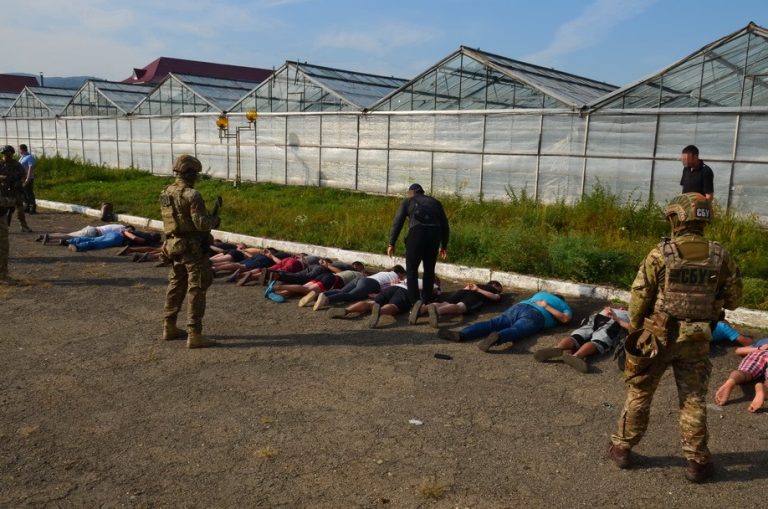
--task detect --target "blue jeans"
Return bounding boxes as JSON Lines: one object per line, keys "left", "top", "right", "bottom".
{"left": 461, "top": 303, "right": 545, "bottom": 344}
{"left": 68, "top": 231, "right": 125, "bottom": 252}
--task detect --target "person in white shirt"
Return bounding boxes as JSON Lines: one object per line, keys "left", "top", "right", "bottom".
{"left": 312, "top": 265, "right": 405, "bottom": 311}
{"left": 18, "top": 144, "right": 36, "bottom": 214}
{"left": 534, "top": 306, "right": 631, "bottom": 373}
{"left": 328, "top": 277, "right": 440, "bottom": 327}
{"left": 37, "top": 223, "right": 129, "bottom": 245}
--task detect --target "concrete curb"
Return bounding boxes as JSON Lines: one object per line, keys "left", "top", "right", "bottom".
{"left": 36, "top": 199, "right": 768, "bottom": 329}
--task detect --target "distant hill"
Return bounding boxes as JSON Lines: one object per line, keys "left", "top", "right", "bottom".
{"left": 6, "top": 73, "right": 101, "bottom": 89}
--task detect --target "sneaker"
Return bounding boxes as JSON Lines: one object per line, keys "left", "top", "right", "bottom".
{"left": 116, "top": 245, "right": 130, "bottom": 256}
{"left": 477, "top": 332, "right": 499, "bottom": 352}
{"left": 437, "top": 328, "right": 464, "bottom": 342}
{"left": 67, "top": 244, "right": 78, "bottom": 252}
{"left": 408, "top": 300, "right": 422, "bottom": 325}
{"left": 267, "top": 291, "right": 286, "bottom": 303}
{"left": 685, "top": 460, "right": 714, "bottom": 483}
{"left": 427, "top": 304, "right": 439, "bottom": 328}
{"left": 264, "top": 280, "right": 277, "bottom": 298}
{"left": 298, "top": 290, "right": 317, "bottom": 308}
{"left": 563, "top": 354, "right": 589, "bottom": 373}
{"left": 368, "top": 303, "right": 381, "bottom": 328}
{"left": 35, "top": 234, "right": 43, "bottom": 242}
{"left": 534, "top": 347, "right": 564, "bottom": 363}
{"left": 328, "top": 308, "right": 347, "bottom": 319}
{"left": 607, "top": 443, "right": 632, "bottom": 469}
{"left": 313, "top": 293, "right": 329, "bottom": 311}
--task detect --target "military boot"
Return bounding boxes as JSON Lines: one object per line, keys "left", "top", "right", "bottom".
{"left": 187, "top": 331, "right": 218, "bottom": 349}
{"left": 607, "top": 442, "right": 632, "bottom": 469}
{"left": 162, "top": 320, "right": 186, "bottom": 341}
{"left": 685, "top": 460, "right": 714, "bottom": 483}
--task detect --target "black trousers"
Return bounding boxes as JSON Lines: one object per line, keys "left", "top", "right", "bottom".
{"left": 405, "top": 225, "right": 441, "bottom": 304}
{"left": 23, "top": 179, "right": 36, "bottom": 212}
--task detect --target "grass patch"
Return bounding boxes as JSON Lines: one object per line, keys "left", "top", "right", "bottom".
{"left": 34, "top": 156, "right": 768, "bottom": 310}
{"left": 255, "top": 446, "right": 278, "bottom": 460}
{"left": 418, "top": 478, "right": 448, "bottom": 500}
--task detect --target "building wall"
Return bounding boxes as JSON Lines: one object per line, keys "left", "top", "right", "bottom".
{"left": 2, "top": 110, "right": 766, "bottom": 217}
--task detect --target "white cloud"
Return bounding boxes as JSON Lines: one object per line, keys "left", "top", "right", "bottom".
{"left": 526, "top": 0, "right": 658, "bottom": 65}
{"left": 316, "top": 23, "right": 439, "bottom": 56}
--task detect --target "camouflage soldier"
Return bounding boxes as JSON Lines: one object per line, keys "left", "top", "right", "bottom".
{"left": 608, "top": 193, "right": 742, "bottom": 483}
{"left": 160, "top": 155, "right": 221, "bottom": 348}
{"left": 0, "top": 145, "right": 31, "bottom": 232}
{"left": 0, "top": 146, "right": 21, "bottom": 283}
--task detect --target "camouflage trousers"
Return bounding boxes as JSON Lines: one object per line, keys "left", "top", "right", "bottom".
{"left": 611, "top": 340, "right": 712, "bottom": 463}
{"left": 7, "top": 196, "right": 29, "bottom": 230}
{"left": 163, "top": 242, "right": 213, "bottom": 334}
{"left": 0, "top": 217, "right": 8, "bottom": 278}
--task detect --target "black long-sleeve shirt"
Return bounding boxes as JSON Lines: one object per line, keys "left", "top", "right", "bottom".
{"left": 388, "top": 194, "right": 449, "bottom": 249}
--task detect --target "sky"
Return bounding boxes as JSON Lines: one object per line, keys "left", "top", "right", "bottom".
{"left": 2, "top": 0, "right": 767, "bottom": 87}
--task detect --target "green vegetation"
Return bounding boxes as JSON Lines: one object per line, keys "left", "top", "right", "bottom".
{"left": 35, "top": 156, "right": 768, "bottom": 310}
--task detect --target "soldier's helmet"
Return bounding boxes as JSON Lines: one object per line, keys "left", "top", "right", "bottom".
{"left": 664, "top": 192, "right": 712, "bottom": 230}
{"left": 172, "top": 154, "right": 202, "bottom": 175}
{"left": 1, "top": 145, "right": 15, "bottom": 154}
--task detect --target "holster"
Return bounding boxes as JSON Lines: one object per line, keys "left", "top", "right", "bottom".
{"left": 643, "top": 312, "right": 670, "bottom": 347}
{"left": 623, "top": 328, "right": 660, "bottom": 384}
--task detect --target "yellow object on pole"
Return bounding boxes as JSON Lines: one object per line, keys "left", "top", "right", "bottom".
{"left": 215, "top": 114, "right": 229, "bottom": 130}
{"left": 245, "top": 110, "right": 258, "bottom": 123}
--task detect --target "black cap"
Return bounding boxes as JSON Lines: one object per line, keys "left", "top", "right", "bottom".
{"left": 1, "top": 145, "right": 14, "bottom": 154}
{"left": 408, "top": 183, "right": 424, "bottom": 193}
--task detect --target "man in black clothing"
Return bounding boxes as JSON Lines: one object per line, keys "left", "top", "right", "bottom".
{"left": 680, "top": 145, "right": 714, "bottom": 200}
{"left": 387, "top": 183, "right": 449, "bottom": 310}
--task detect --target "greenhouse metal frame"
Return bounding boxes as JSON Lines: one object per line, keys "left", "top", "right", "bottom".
{"left": 1, "top": 22, "right": 767, "bottom": 219}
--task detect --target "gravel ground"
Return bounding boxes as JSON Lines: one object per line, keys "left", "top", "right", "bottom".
{"left": 1, "top": 211, "right": 767, "bottom": 508}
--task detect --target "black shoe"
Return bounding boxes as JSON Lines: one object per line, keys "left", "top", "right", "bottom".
{"left": 437, "top": 328, "right": 464, "bottom": 342}
{"left": 685, "top": 460, "right": 714, "bottom": 483}
{"left": 408, "top": 300, "right": 422, "bottom": 325}
{"left": 477, "top": 332, "right": 500, "bottom": 352}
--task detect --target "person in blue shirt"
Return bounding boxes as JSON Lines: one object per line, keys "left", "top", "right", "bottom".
{"left": 18, "top": 144, "right": 37, "bottom": 214}
{"left": 438, "top": 291, "right": 573, "bottom": 352}
{"left": 711, "top": 319, "right": 753, "bottom": 346}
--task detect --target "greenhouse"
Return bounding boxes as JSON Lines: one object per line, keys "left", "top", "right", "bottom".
{"left": 3, "top": 86, "right": 75, "bottom": 117}
{"left": 230, "top": 61, "right": 407, "bottom": 112}
{"left": 370, "top": 46, "right": 616, "bottom": 111}
{"left": 0, "top": 22, "right": 767, "bottom": 219}
{"left": 61, "top": 80, "right": 154, "bottom": 116}
{"left": 132, "top": 73, "right": 261, "bottom": 115}
{"left": 0, "top": 92, "right": 18, "bottom": 114}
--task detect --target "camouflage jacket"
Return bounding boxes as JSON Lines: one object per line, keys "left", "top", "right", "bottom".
{"left": 628, "top": 232, "right": 742, "bottom": 340}
{"left": 0, "top": 159, "right": 25, "bottom": 196}
{"left": 160, "top": 178, "right": 218, "bottom": 236}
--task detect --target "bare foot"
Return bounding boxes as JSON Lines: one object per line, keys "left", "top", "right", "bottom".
{"left": 714, "top": 379, "right": 736, "bottom": 406}
{"left": 748, "top": 383, "right": 765, "bottom": 413}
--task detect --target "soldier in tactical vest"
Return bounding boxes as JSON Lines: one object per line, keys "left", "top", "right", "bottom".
{"left": 160, "top": 155, "right": 222, "bottom": 349}
{"left": 0, "top": 146, "right": 23, "bottom": 284}
{"left": 1, "top": 145, "right": 31, "bottom": 233}
{"left": 607, "top": 192, "right": 742, "bottom": 483}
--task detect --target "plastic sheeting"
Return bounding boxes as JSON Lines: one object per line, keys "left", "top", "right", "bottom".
{"left": 1, "top": 110, "right": 766, "bottom": 218}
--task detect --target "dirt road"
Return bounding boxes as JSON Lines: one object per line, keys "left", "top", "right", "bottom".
{"left": 1, "top": 212, "right": 766, "bottom": 508}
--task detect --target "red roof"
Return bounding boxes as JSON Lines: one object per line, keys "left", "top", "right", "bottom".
{"left": 0, "top": 74, "right": 39, "bottom": 93}
{"left": 122, "top": 57, "right": 272, "bottom": 84}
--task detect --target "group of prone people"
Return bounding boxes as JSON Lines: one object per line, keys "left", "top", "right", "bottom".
{"left": 39, "top": 221, "right": 768, "bottom": 412}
